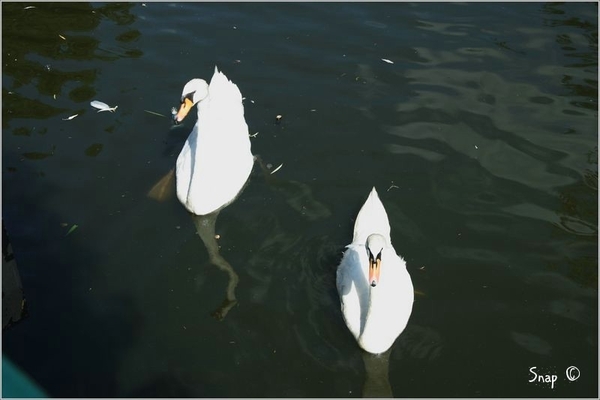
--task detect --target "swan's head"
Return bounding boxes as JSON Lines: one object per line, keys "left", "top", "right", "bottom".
{"left": 366, "top": 234, "right": 386, "bottom": 288}
{"left": 174, "top": 78, "right": 209, "bottom": 124}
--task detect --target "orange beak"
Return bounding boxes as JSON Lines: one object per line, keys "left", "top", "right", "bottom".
{"left": 175, "top": 97, "right": 194, "bottom": 124}
{"left": 369, "top": 258, "right": 381, "bottom": 287}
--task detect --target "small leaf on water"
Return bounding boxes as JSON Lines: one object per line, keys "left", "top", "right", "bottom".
{"left": 66, "top": 224, "right": 79, "bottom": 236}
{"left": 22, "top": 151, "right": 53, "bottom": 160}
{"left": 85, "top": 143, "right": 103, "bottom": 157}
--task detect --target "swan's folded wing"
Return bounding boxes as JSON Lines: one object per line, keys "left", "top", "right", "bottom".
{"left": 336, "top": 245, "right": 370, "bottom": 338}
{"left": 175, "top": 132, "right": 195, "bottom": 209}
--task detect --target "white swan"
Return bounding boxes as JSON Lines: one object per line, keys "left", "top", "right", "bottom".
{"left": 174, "top": 66, "right": 254, "bottom": 215}
{"left": 336, "top": 187, "right": 414, "bottom": 354}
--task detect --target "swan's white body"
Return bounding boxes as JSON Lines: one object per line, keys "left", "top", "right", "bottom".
{"left": 175, "top": 67, "right": 254, "bottom": 215}
{"left": 336, "top": 187, "right": 414, "bottom": 354}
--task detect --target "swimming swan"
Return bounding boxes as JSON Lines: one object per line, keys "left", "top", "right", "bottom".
{"left": 174, "top": 66, "right": 254, "bottom": 215}
{"left": 336, "top": 187, "right": 414, "bottom": 354}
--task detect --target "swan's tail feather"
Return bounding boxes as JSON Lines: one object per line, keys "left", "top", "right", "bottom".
{"left": 352, "top": 187, "right": 391, "bottom": 245}
{"left": 208, "top": 66, "right": 243, "bottom": 105}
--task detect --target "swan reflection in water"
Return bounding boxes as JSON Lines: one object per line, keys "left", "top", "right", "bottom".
{"left": 148, "top": 173, "right": 241, "bottom": 321}
{"left": 362, "top": 350, "right": 393, "bottom": 398}
{"left": 191, "top": 210, "right": 239, "bottom": 321}
{"left": 147, "top": 153, "right": 331, "bottom": 322}
{"left": 186, "top": 158, "right": 330, "bottom": 320}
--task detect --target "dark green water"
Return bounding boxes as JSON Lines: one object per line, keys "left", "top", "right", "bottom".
{"left": 2, "top": 2, "right": 597, "bottom": 397}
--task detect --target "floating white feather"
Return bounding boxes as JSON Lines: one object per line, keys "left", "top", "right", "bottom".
{"left": 90, "top": 100, "right": 118, "bottom": 113}
{"left": 62, "top": 114, "right": 79, "bottom": 121}
{"left": 270, "top": 163, "right": 283, "bottom": 174}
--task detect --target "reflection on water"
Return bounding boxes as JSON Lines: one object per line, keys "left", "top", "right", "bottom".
{"left": 359, "top": 325, "right": 445, "bottom": 397}
{"left": 191, "top": 211, "right": 239, "bottom": 321}
{"left": 2, "top": 3, "right": 139, "bottom": 96}
{"left": 361, "top": 350, "right": 392, "bottom": 397}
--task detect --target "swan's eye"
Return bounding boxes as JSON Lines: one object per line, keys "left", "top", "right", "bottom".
{"left": 181, "top": 92, "right": 194, "bottom": 104}
{"left": 376, "top": 250, "right": 382, "bottom": 261}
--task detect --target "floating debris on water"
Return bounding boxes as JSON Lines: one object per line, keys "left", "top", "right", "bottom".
{"left": 270, "top": 163, "right": 283, "bottom": 175}
{"left": 62, "top": 114, "right": 79, "bottom": 121}
{"left": 381, "top": 58, "right": 394, "bottom": 64}
{"left": 90, "top": 100, "right": 118, "bottom": 113}
{"left": 66, "top": 224, "right": 79, "bottom": 236}
{"left": 144, "top": 109, "right": 167, "bottom": 117}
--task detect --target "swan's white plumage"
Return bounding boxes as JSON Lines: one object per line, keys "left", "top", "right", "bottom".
{"left": 336, "top": 187, "right": 414, "bottom": 354}
{"left": 176, "top": 66, "right": 254, "bottom": 215}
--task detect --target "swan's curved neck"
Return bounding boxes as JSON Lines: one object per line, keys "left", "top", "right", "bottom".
{"left": 362, "top": 283, "right": 386, "bottom": 338}
{"left": 357, "top": 284, "right": 390, "bottom": 353}
{"left": 366, "top": 284, "right": 383, "bottom": 316}
{"left": 193, "top": 88, "right": 209, "bottom": 106}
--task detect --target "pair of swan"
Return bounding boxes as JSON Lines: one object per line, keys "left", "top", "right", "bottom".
{"left": 174, "top": 67, "right": 414, "bottom": 354}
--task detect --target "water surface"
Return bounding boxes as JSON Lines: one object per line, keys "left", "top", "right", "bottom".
{"left": 2, "top": 2, "right": 597, "bottom": 397}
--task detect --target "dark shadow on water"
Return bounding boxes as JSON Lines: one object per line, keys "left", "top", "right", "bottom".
{"left": 127, "top": 374, "right": 197, "bottom": 398}
{"left": 2, "top": 5, "right": 147, "bottom": 396}
{"left": 2, "top": 162, "right": 141, "bottom": 397}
